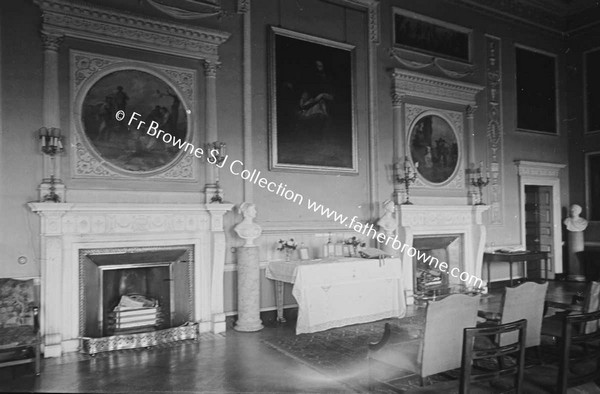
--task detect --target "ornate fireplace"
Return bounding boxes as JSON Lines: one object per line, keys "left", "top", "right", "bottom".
{"left": 28, "top": 202, "right": 232, "bottom": 357}
{"left": 396, "top": 205, "right": 489, "bottom": 304}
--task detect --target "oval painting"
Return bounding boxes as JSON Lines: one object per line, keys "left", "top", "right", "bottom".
{"left": 409, "top": 114, "right": 459, "bottom": 184}
{"left": 81, "top": 70, "right": 188, "bottom": 173}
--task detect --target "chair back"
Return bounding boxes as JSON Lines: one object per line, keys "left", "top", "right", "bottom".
{"left": 500, "top": 281, "right": 548, "bottom": 347}
{"left": 582, "top": 281, "right": 600, "bottom": 333}
{"left": 460, "top": 319, "right": 527, "bottom": 394}
{"left": 420, "top": 293, "right": 481, "bottom": 378}
{"left": 0, "top": 278, "right": 39, "bottom": 328}
{"left": 557, "top": 309, "right": 600, "bottom": 393}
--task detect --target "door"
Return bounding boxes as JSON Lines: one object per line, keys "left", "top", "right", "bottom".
{"left": 525, "top": 185, "right": 554, "bottom": 279}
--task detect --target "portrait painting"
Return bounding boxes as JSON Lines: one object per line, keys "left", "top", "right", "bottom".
{"left": 269, "top": 27, "right": 357, "bottom": 174}
{"left": 585, "top": 49, "right": 600, "bottom": 133}
{"left": 409, "top": 114, "right": 459, "bottom": 184}
{"left": 81, "top": 69, "right": 188, "bottom": 173}
{"left": 587, "top": 152, "right": 600, "bottom": 221}
{"left": 393, "top": 10, "right": 470, "bottom": 62}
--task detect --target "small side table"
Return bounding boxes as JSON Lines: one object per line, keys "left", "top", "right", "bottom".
{"left": 483, "top": 251, "right": 550, "bottom": 287}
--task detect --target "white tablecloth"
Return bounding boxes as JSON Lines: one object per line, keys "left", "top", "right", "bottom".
{"left": 266, "top": 257, "right": 406, "bottom": 334}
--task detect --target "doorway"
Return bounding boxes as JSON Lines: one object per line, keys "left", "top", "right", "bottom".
{"left": 516, "top": 160, "right": 565, "bottom": 278}
{"left": 525, "top": 185, "right": 553, "bottom": 279}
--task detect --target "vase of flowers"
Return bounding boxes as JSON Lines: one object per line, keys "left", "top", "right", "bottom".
{"left": 277, "top": 238, "right": 298, "bottom": 261}
{"left": 344, "top": 236, "right": 366, "bottom": 256}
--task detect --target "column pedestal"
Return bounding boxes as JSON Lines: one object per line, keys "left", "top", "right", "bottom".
{"left": 567, "top": 231, "right": 586, "bottom": 282}
{"left": 234, "top": 246, "right": 264, "bottom": 332}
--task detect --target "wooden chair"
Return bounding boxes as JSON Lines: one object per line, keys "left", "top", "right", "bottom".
{"left": 542, "top": 281, "right": 600, "bottom": 339}
{"left": 479, "top": 281, "right": 548, "bottom": 350}
{"left": 368, "top": 293, "right": 481, "bottom": 390}
{"left": 0, "top": 278, "right": 41, "bottom": 376}
{"left": 525, "top": 309, "right": 600, "bottom": 393}
{"left": 458, "top": 319, "right": 527, "bottom": 393}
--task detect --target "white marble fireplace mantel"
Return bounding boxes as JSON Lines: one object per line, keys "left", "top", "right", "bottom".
{"left": 28, "top": 202, "right": 232, "bottom": 357}
{"left": 396, "top": 204, "right": 489, "bottom": 304}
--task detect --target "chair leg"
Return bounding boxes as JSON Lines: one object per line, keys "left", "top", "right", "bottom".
{"left": 535, "top": 346, "right": 544, "bottom": 366}
{"left": 35, "top": 345, "right": 41, "bottom": 376}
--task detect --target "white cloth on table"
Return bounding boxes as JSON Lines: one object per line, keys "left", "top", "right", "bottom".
{"left": 266, "top": 257, "right": 406, "bottom": 334}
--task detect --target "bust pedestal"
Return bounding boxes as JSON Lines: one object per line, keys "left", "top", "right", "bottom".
{"left": 234, "top": 246, "right": 264, "bottom": 332}
{"left": 567, "top": 231, "right": 586, "bottom": 282}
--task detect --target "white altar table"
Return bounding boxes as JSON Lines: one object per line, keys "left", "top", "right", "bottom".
{"left": 266, "top": 257, "right": 406, "bottom": 334}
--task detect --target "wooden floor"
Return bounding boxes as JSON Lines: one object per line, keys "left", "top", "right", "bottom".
{"left": 0, "top": 280, "right": 598, "bottom": 393}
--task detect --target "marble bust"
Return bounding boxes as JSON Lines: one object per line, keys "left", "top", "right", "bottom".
{"left": 564, "top": 204, "right": 588, "bottom": 232}
{"left": 234, "top": 202, "right": 262, "bottom": 247}
{"left": 377, "top": 199, "right": 398, "bottom": 235}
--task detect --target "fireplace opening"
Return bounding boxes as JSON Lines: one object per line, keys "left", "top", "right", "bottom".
{"left": 413, "top": 235, "right": 462, "bottom": 297}
{"left": 79, "top": 246, "right": 194, "bottom": 339}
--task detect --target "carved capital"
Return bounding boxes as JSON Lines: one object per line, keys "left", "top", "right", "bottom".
{"left": 391, "top": 91, "right": 405, "bottom": 107}
{"left": 203, "top": 60, "right": 221, "bottom": 77}
{"left": 466, "top": 105, "right": 478, "bottom": 118}
{"left": 41, "top": 31, "right": 64, "bottom": 51}
{"left": 237, "top": 0, "right": 250, "bottom": 14}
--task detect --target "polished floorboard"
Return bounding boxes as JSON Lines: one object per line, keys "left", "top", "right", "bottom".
{"left": 0, "top": 280, "right": 597, "bottom": 393}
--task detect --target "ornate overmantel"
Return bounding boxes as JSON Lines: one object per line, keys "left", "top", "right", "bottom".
{"left": 28, "top": 202, "right": 232, "bottom": 357}
{"left": 396, "top": 204, "right": 489, "bottom": 304}
{"left": 390, "top": 69, "right": 484, "bottom": 204}
{"left": 33, "top": 0, "right": 231, "bottom": 203}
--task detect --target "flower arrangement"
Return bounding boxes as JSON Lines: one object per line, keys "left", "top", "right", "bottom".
{"left": 277, "top": 238, "right": 298, "bottom": 261}
{"left": 344, "top": 236, "right": 365, "bottom": 248}
{"left": 277, "top": 238, "right": 298, "bottom": 251}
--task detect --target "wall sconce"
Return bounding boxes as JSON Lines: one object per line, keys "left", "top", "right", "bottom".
{"left": 395, "top": 157, "right": 418, "bottom": 205}
{"left": 470, "top": 161, "right": 490, "bottom": 205}
{"left": 38, "top": 127, "right": 64, "bottom": 202}
{"left": 207, "top": 141, "right": 227, "bottom": 203}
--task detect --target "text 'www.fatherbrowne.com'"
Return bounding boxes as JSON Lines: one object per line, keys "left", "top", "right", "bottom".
{"left": 116, "top": 110, "right": 484, "bottom": 289}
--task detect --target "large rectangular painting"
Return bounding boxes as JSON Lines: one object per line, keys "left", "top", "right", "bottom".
{"left": 393, "top": 10, "right": 470, "bottom": 63}
{"left": 585, "top": 49, "right": 600, "bottom": 133}
{"left": 269, "top": 27, "right": 357, "bottom": 174}
{"left": 515, "top": 46, "right": 557, "bottom": 134}
{"left": 587, "top": 152, "right": 600, "bottom": 221}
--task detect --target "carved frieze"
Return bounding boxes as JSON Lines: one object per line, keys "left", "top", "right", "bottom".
{"left": 392, "top": 69, "right": 483, "bottom": 107}
{"left": 61, "top": 213, "right": 210, "bottom": 235}
{"left": 515, "top": 161, "right": 565, "bottom": 178}
{"left": 34, "top": 0, "right": 230, "bottom": 61}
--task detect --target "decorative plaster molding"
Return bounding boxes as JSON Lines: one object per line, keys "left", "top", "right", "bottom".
{"left": 392, "top": 68, "right": 484, "bottom": 106}
{"left": 29, "top": 203, "right": 215, "bottom": 235}
{"left": 237, "top": 0, "right": 250, "bottom": 14}
{"left": 40, "top": 31, "right": 64, "bottom": 51}
{"left": 486, "top": 36, "right": 504, "bottom": 225}
{"left": 389, "top": 47, "right": 475, "bottom": 79}
{"left": 342, "top": 0, "right": 380, "bottom": 43}
{"left": 203, "top": 60, "right": 221, "bottom": 77}
{"left": 145, "top": 0, "right": 222, "bottom": 20}
{"left": 397, "top": 205, "right": 488, "bottom": 227}
{"left": 515, "top": 160, "right": 566, "bottom": 178}
{"left": 34, "top": 0, "right": 230, "bottom": 61}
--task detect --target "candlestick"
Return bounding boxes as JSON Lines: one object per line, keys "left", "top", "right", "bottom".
{"left": 395, "top": 157, "right": 418, "bottom": 205}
